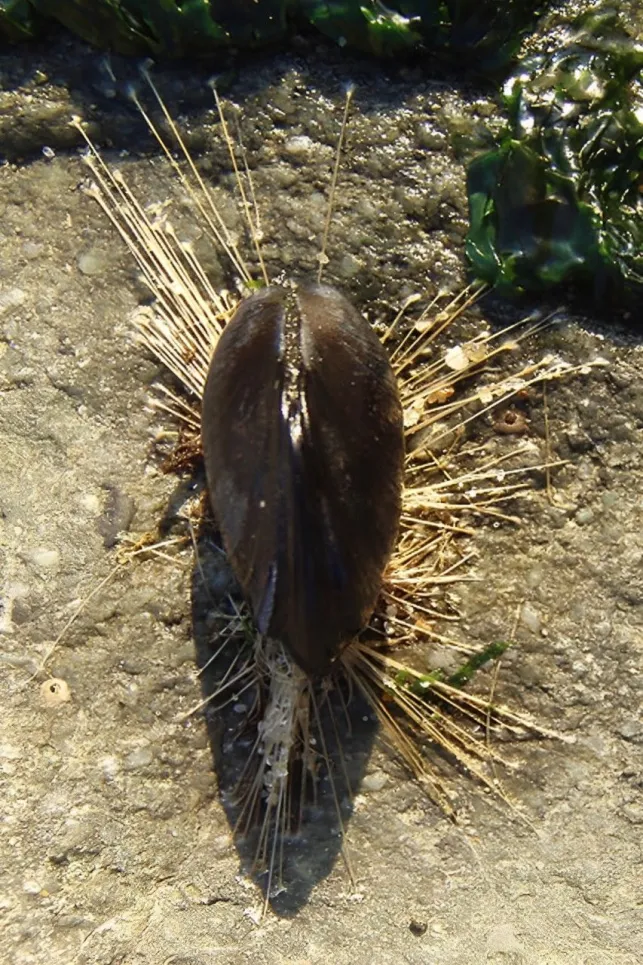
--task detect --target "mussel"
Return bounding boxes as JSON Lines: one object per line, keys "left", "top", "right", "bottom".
{"left": 201, "top": 282, "right": 405, "bottom": 676}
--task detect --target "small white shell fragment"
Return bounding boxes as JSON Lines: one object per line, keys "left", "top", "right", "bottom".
{"left": 243, "top": 906, "right": 263, "bottom": 926}
{"left": 23, "top": 879, "right": 43, "bottom": 895}
{"left": 40, "top": 678, "right": 71, "bottom": 707}
{"left": 29, "top": 548, "right": 60, "bottom": 570}
{"left": 444, "top": 344, "right": 469, "bottom": 371}
{"left": 403, "top": 401, "right": 423, "bottom": 428}
{"left": 445, "top": 340, "right": 488, "bottom": 371}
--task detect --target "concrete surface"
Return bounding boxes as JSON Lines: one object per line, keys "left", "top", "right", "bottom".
{"left": 1, "top": 14, "right": 641, "bottom": 965}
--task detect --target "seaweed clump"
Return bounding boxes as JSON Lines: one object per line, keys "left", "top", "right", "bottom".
{"left": 1, "top": 0, "right": 547, "bottom": 69}
{"left": 466, "top": 9, "right": 643, "bottom": 306}
{"left": 303, "top": 0, "right": 547, "bottom": 69}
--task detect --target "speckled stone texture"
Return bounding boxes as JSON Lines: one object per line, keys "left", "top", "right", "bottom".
{"left": 1, "top": 16, "right": 641, "bottom": 965}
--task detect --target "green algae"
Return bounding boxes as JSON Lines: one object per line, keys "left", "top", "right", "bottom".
{"left": 0, "top": 0, "right": 41, "bottom": 41}
{"left": 392, "top": 640, "right": 512, "bottom": 696}
{"left": 465, "top": 9, "right": 643, "bottom": 304}
{"left": 1, "top": 0, "right": 547, "bottom": 68}
{"left": 305, "top": 1, "right": 547, "bottom": 68}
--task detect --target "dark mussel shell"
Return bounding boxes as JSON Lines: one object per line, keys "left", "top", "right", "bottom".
{"left": 201, "top": 283, "right": 404, "bottom": 677}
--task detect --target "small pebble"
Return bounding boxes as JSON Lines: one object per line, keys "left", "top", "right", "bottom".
{"left": 355, "top": 198, "right": 378, "bottom": 220}
{"left": 100, "top": 757, "right": 120, "bottom": 782}
{"left": 0, "top": 742, "right": 22, "bottom": 760}
{"left": 22, "top": 241, "right": 44, "bottom": 260}
{"left": 621, "top": 804, "right": 643, "bottom": 824}
{"left": 618, "top": 718, "right": 643, "bottom": 741}
{"left": 169, "top": 644, "right": 195, "bottom": 669}
{"left": 284, "top": 135, "right": 314, "bottom": 157}
{"left": 78, "top": 492, "right": 101, "bottom": 514}
{"left": 308, "top": 190, "right": 326, "bottom": 210}
{"left": 575, "top": 507, "right": 594, "bottom": 526}
{"left": 338, "top": 252, "right": 361, "bottom": 279}
{"left": 78, "top": 247, "right": 110, "bottom": 276}
{"left": 520, "top": 603, "right": 541, "bottom": 634}
{"left": 23, "top": 880, "right": 43, "bottom": 896}
{"left": 28, "top": 547, "right": 60, "bottom": 570}
{"left": 120, "top": 659, "right": 146, "bottom": 675}
{"left": 123, "top": 746, "right": 154, "bottom": 770}
{"left": 362, "top": 770, "right": 388, "bottom": 792}
{"left": 525, "top": 565, "right": 544, "bottom": 589}
{"left": 0, "top": 288, "right": 26, "bottom": 316}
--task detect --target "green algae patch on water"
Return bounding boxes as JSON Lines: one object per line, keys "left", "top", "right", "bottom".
{"left": 465, "top": 9, "right": 643, "bottom": 305}
{"left": 2, "top": 0, "right": 547, "bottom": 67}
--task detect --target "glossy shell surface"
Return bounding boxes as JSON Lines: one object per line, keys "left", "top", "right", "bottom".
{"left": 201, "top": 282, "right": 404, "bottom": 676}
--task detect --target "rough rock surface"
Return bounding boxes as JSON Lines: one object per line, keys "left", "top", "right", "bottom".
{"left": 1, "top": 23, "right": 641, "bottom": 965}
